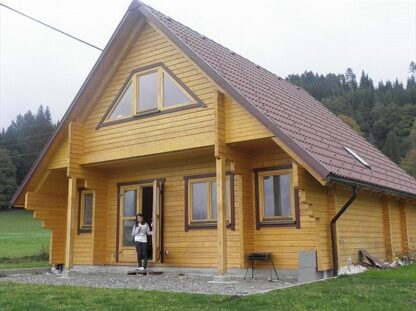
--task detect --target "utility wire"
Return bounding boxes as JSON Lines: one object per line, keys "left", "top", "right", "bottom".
{"left": 0, "top": 151, "right": 40, "bottom": 160}
{"left": 0, "top": 137, "right": 50, "bottom": 148}
{"left": 0, "top": 2, "right": 103, "bottom": 51}
{"left": 0, "top": 131, "right": 54, "bottom": 143}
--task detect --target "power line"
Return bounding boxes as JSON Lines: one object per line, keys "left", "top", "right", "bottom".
{"left": 0, "top": 131, "right": 54, "bottom": 144}
{"left": 0, "top": 2, "right": 103, "bottom": 51}
{"left": 0, "top": 137, "right": 50, "bottom": 149}
{"left": 0, "top": 151, "right": 40, "bottom": 160}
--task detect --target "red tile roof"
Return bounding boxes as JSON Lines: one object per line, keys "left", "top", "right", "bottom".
{"left": 140, "top": 2, "right": 416, "bottom": 197}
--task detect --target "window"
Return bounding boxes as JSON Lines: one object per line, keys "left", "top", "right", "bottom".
{"left": 79, "top": 190, "right": 94, "bottom": 232}
{"left": 108, "top": 83, "right": 132, "bottom": 119}
{"left": 344, "top": 146, "right": 371, "bottom": 169}
{"left": 254, "top": 167, "right": 299, "bottom": 228}
{"left": 105, "top": 65, "right": 196, "bottom": 122}
{"left": 184, "top": 174, "right": 234, "bottom": 230}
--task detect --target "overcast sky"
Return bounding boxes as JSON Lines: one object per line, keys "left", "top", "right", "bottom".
{"left": 0, "top": 0, "right": 415, "bottom": 128}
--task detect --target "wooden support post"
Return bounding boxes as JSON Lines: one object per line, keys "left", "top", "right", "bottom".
{"left": 215, "top": 90, "right": 227, "bottom": 274}
{"left": 65, "top": 177, "right": 77, "bottom": 270}
{"left": 399, "top": 201, "right": 409, "bottom": 251}
{"left": 216, "top": 156, "right": 227, "bottom": 273}
{"left": 383, "top": 198, "right": 393, "bottom": 261}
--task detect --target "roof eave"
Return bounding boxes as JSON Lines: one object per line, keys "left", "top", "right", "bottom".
{"left": 10, "top": 1, "right": 143, "bottom": 207}
{"left": 327, "top": 174, "right": 416, "bottom": 201}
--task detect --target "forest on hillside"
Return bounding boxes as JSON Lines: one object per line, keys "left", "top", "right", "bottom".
{"left": 0, "top": 64, "right": 415, "bottom": 208}
{"left": 287, "top": 62, "right": 416, "bottom": 177}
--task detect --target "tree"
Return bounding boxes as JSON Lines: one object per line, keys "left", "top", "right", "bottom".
{"left": 345, "top": 68, "right": 357, "bottom": 90}
{"left": 0, "top": 148, "right": 17, "bottom": 208}
{"left": 0, "top": 105, "right": 56, "bottom": 185}
{"left": 400, "top": 148, "right": 416, "bottom": 178}
{"left": 409, "top": 61, "right": 416, "bottom": 77}
{"left": 338, "top": 114, "right": 364, "bottom": 136}
{"left": 383, "top": 131, "right": 401, "bottom": 164}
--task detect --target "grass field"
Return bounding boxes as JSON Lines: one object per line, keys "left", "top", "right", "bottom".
{"left": 0, "top": 209, "right": 50, "bottom": 269}
{"left": 1, "top": 265, "right": 415, "bottom": 310}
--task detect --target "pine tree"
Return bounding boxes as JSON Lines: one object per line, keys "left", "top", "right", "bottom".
{"left": 345, "top": 68, "right": 357, "bottom": 90}
{"left": 409, "top": 61, "right": 416, "bottom": 77}
{"left": 383, "top": 131, "right": 401, "bottom": 164}
{"left": 0, "top": 148, "right": 17, "bottom": 208}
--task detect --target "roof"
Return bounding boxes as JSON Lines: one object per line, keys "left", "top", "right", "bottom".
{"left": 11, "top": 0, "right": 416, "bottom": 205}
{"left": 137, "top": 1, "right": 416, "bottom": 198}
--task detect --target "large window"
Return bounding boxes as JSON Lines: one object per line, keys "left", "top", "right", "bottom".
{"left": 105, "top": 65, "right": 196, "bottom": 122}
{"left": 184, "top": 174, "right": 234, "bottom": 230}
{"left": 254, "top": 167, "right": 299, "bottom": 228}
{"left": 79, "top": 190, "right": 94, "bottom": 233}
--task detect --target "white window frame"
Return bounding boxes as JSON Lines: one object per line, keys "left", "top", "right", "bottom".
{"left": 106, "top": 67, "right": 196, "bottom": 121}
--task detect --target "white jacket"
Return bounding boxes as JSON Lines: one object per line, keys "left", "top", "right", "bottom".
{"left": 131, "top": 223, "right": 152, "bottom": 243}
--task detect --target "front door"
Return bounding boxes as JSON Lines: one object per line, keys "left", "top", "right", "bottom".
{"left": 118, "top": 180, "right": 163, "bottom": 263}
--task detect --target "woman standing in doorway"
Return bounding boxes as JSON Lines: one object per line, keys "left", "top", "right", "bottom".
{"left": 131, "top": 213, "right": 152, "bottom": 270}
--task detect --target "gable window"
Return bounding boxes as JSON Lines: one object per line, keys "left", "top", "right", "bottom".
{"left": 79, "top": 190, "right": 94, "bottom": 233}
{"left": 184, "top": 174, "right": 234, "bottom": 230}
{"left": 254, "top": 166, "right": 300, "bottom": 228}
{"left": 105, "top": 65, "right": 196, "bottom": 122}
{"left": 109, "top": 83, "right": 132, "bottom": 119}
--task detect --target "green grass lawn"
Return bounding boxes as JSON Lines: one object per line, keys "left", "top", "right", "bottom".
{"left": 0, "top": 209, "right": 50, "bottom": 269}
{"left": 1, "top": 265, "right": 416, "bottom": 310}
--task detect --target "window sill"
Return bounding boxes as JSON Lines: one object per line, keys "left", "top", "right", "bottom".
{"left": 97, "top": 102, "right": 205, "bottom": 129}
{"left": 257, "top": 220, "right": 297, "bottom": 228}
{"left": 186, "top": 223, "right": 233, "bottom": 230}
{"left": 78, "top": 227, "right": 92, "bottom": 234}
{"left": 133, "top": 108, "right": 160, "bottom": 117}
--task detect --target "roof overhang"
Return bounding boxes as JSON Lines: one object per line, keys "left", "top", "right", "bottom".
{"left": 327, "top": 174, "right": 416, "bottom": 201}
{"left": 11, "top": 1, "right": 145, "bottom": 206}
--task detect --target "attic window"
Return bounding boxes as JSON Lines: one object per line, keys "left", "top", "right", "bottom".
{"left": 344, "top": 147, "right": 371, "bottom": 169}
{"left": 105, "top": 66, "right": 196, "bottom": 121}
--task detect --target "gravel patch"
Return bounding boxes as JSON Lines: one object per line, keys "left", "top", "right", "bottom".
{"left": 0, "top": 272, "right": 295, "bottom": 296}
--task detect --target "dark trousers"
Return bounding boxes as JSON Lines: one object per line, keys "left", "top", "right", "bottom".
{"left": 135, "top": 241, "right": 148, "bottom": 268}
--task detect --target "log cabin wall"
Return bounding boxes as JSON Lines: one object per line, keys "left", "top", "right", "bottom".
{"left": 102, "top": 156, "right": 243, "bottom": 268}
{"left": 81, "top": 22, "right": 217, "bottom": 165}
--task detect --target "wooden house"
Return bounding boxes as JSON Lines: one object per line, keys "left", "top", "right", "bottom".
{"left": 11, "top": 1, "right": 416, "bottom": 280}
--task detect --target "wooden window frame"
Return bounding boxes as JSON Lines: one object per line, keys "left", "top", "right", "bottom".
{"left": 254, "top": 165, "right": 300, "bottom": 229}
{"left": 184, "top": 173, "right": 235, "bottom": 231}
{"left": 78, "top": 189, "right": 95, "bottom": 234}
{"left": 101, "top": 63, "right": 203, "bottom": 127}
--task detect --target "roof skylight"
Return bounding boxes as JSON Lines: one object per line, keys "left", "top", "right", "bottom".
{"left": 344, "top": 147, "right": 371, "bottom": 169}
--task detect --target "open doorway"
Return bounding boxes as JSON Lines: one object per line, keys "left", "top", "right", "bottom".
{"left": 117, "top": 180, "right": 163, "bottom": 264}
{"left": 141, "top": 186, "right": 153, "bottom": 260}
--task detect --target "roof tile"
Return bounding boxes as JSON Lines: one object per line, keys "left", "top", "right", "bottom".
{"left": 141, "top": 2, "right": 416, "bottom": 196}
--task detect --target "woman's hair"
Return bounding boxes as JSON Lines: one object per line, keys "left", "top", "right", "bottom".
{"left": 135, "top": 213, "right": 145, "bottom": 226}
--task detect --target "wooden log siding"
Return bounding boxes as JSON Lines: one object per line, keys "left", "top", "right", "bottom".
{"left": 407, "top": 202, "right": 416, "bottom": 249}
{"left": 25, "top": 192, "right": 67, "bottom": 265}
{"left": 389, "top": 200, "right": 403, "bottom": 257}
{"left": 48, "top": 135, "right": 69, "bottom": 169}
{"left": 225, "top": 97, "right": 273, "bottom": 143}
{"left": 103, "top": 157, "right": 243, "bottom": 268}
{"left": 80, "top": 23, "right": 218, "bottom": 165}
{"left": 336, "top": 190, "right": 386, "bottom": 266}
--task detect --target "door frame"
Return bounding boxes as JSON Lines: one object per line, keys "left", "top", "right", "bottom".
{"left": 115, "top": 178, "right": 165, "bottom": 263}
